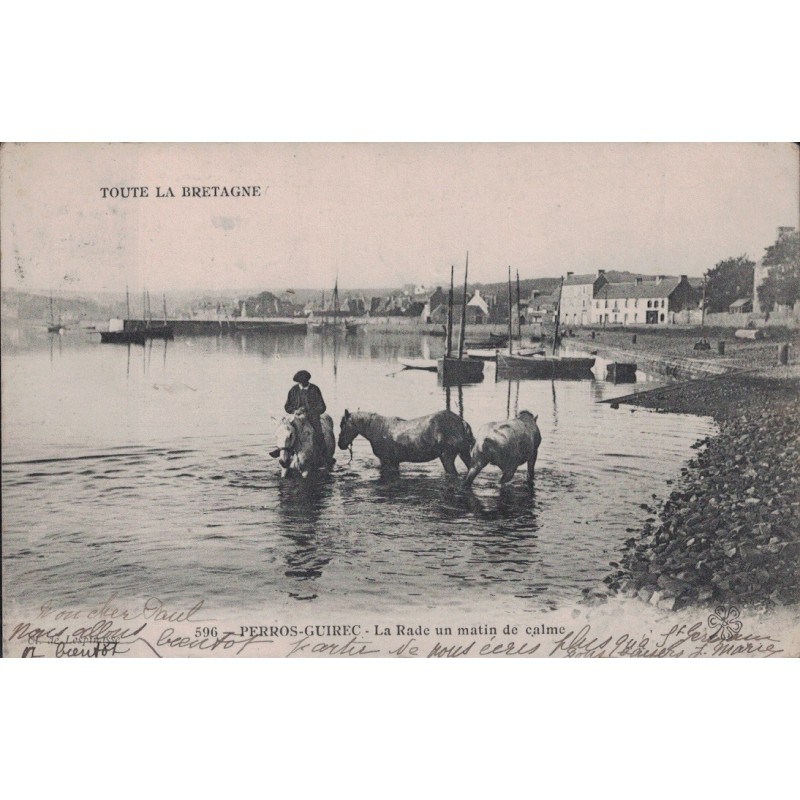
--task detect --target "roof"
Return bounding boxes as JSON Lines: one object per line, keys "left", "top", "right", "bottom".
{"left": 599, "top": 278, "right": 682, "bottom": 299}
{"left": 730, "top": 297, "right": 753, "bottom": 308}
{"left": 467, "top": 293, "right": 489, "bottom": 314}
{"left": 563, "top": 273, "right": 599, "bottom": 286}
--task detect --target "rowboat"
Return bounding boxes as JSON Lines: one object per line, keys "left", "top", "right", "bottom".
{"left": 399, "top": 358, "right": 438, "bottom": 372}
{"left": 465, "top": 334, "right": 508, "bottom": 348}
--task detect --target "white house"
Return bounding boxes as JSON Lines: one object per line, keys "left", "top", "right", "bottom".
{"left": 591, "top": 276, "right": 697, "bottom": 325}
{"left": 559, "top": 270, "right": 608, "bottom": 327}
{"left": 466, "top": 289, "right": 490, "bottom": 324}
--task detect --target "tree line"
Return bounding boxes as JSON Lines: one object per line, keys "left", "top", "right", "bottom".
{"left": 707, "top": 228, "right": 799, "bottom": 314}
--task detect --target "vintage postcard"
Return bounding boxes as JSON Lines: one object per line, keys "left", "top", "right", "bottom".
{"left": 2, "top": 142, "right": 798, "bottom": 658}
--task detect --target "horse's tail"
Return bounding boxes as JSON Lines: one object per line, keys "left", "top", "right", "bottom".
{"left": 461, "top": 417, "right": 475, "bottom": 449}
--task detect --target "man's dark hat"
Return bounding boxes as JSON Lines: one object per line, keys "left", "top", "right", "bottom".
{"left": 293, "top": 370, "right": 311, "bottom": 383}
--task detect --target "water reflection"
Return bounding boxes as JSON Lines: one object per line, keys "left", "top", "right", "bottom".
{"left": 276, "top": 478, "right": 331, "bottom": 600}
{"left": 2, "top": 325, "right": 717, "bottom": 614}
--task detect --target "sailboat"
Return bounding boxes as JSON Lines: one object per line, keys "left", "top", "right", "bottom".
{"left": 330, "top": 279, "right": 360, "bottom": 335}
{"left": 46, "top": 293, "right": 65, "bottom": 333}
{"left": 306, "top": 290, "right": 325, "bottom": 333}
{"left": 100, "top": 286, "right": 146, "bottom": 344}
{"left": 496, "top": 274, "right": 595, "bottom": 378}
{"left": 437, "top": 254, "right": 484, "bottom": 384}
{"left": 142, "top": 291, "right": 174, "bottom": 340}
{"left": 308, "top": 280, "right": 361, "bottom": 335}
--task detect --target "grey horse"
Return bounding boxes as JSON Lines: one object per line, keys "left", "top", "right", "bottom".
{"left": 337, "top": 409, "right": 474, "bottom": 474}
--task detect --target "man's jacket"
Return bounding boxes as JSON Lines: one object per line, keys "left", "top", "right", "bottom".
{"left": 284, "top": 384, "right": 326, "bottom": 418}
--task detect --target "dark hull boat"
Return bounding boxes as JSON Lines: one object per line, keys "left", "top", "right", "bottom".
{"left": 437, "top": 356, "right": 484, "bottom": 384}
{"left": 99, "top": 329, "right": 147, "bottom": 345}
{"left": 143, "top": 325, "right": 174, "bottom": 340}
{"left": 496, "top": 353, "right": 595, "bottom": 379}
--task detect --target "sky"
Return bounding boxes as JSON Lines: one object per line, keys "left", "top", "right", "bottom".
{"left": 1, "top": 142, "right": 797, "bottom": 295}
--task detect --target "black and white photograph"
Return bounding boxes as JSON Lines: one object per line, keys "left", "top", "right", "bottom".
{"left": 2, "top": 142, "right": 798, "bottom": 658}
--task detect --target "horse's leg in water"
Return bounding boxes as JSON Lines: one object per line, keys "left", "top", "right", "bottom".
{"left": 458, "top": 442, "right": 472, "bottom": 469}
{"left": 500, "top": 465, "right": 518, "bottom": 485}
{"left": 440, "top": 450, "right": 458, "bottom": 475}
{"left": 463, "top": 455, "right": 487, "bottom": 488}
{"left": 526, "top": 451, "right": 538, "bottom": 486}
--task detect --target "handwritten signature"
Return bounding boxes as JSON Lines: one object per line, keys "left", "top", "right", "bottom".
{"left": 549, "top": 623, "right": 783, "bottom": 658}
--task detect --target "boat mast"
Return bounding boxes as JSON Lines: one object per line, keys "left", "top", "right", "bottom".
{"left": 146, "top": 290, "right": 152, "bottom": 326}
{"left": 333, "top": 278, "right": 339, "bottom": 329}
{"left": 553, "top": 277, "right": 564, "bottom": 356}
{"left": 507, "top": 266, "right": 513, "bottom": 355}
{"left": 163, "top": 294, "right": 168, "bottom": 325}
{"left": 458, "top": 252, "right": 468, "bottom": 360}
{"left": 445, "top": 264, "right": 455, "bottom": 358}
{"left": 126, "top": 286, "right": 131, "bottom": 320}
{"left": 49, "top": 293, "right": 54, "bottom": 325}
{"left": 446, "top": 264, "right": 454, "bottom": 358}
{"left": 516, "top": 270, "right": 522, "bottom": 346}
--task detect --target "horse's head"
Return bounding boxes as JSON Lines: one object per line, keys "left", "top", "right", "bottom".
{"left": 338, "top": 409, "right": 358, "bottom": 450}
{"left": 272, "top": 416, "right": 299, "bottom": 477}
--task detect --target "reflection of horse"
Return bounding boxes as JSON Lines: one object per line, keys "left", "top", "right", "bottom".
{"left": 337, "top": 409, "right": 474, "bottom": 474}
{"left": 464, "top": 410, "right": 542, "bottom": 488}
{"left": 271, "top": 410, "right": 335, "bottom": 478}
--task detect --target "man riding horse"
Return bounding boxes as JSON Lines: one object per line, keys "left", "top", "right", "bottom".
{"left": 284, "top": 370, "right": 333, "bottom": 468}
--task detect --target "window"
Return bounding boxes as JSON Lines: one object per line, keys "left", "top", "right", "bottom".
{"left": 647, "top": 300, "right": 652, "bottom": 308}
{"left": 660, "top": 313, "right": 665, "bottom": 322}
{"left": 605, "top": 299, "right": 608, "bottom": 308}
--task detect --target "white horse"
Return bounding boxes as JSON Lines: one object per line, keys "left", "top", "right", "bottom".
{"left": 463, "top": 410, "right": 542, "bottom": 488}
{"left": 270, "top": 410, "right": 336, "bottom": 478}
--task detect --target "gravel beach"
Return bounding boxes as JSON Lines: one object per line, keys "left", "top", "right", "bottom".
{"left": 592, "top": 368, "right": 800, "bottom": 611}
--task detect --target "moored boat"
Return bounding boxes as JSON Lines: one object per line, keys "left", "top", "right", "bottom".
{"left": 496, "top": 352, "right": 595, "bottom": 378}
{"left": 99, "top": 329, "right": 146, "bottom": 345}
{"left": 437, "top": 355, "right": 484, "bottom": 383}
{"left": 399, "top": 358, "right": 438, "bottom": 372}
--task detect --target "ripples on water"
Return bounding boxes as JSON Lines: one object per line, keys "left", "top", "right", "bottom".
{"left": 2, "top": 328, "right": 716, "bottom": 615}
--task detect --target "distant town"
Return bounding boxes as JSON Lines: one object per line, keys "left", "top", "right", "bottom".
{"left": 2, "top": 226, "right": 797, "bottom": 330}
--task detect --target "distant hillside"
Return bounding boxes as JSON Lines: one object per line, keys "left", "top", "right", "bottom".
{"left": 2, "top": 290, "right": 124, "bottom": 322}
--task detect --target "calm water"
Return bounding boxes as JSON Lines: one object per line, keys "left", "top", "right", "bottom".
{"left": 2, "top": 325, "right": 715, "bottom": 616}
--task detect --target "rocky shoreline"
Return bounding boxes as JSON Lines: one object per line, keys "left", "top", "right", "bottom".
{"left": 588, "top": 372, "right": 800, "bottom": 610}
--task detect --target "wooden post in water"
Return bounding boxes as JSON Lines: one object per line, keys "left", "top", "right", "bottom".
{"left": 507, "top": 266, "right": 513, "bottom": 355}
{"left": 458, "top": 252, "right": 468, "bottom": 360}
{"left": 446, "top": 264, "right": 454, "bottom": 358}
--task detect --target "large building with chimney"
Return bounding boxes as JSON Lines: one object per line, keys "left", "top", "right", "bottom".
{"left": 590, "top": 275, "right": 697, "bottom": 325}
{"left": 558, "top": 270, "right": 609, "bottom": 326}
